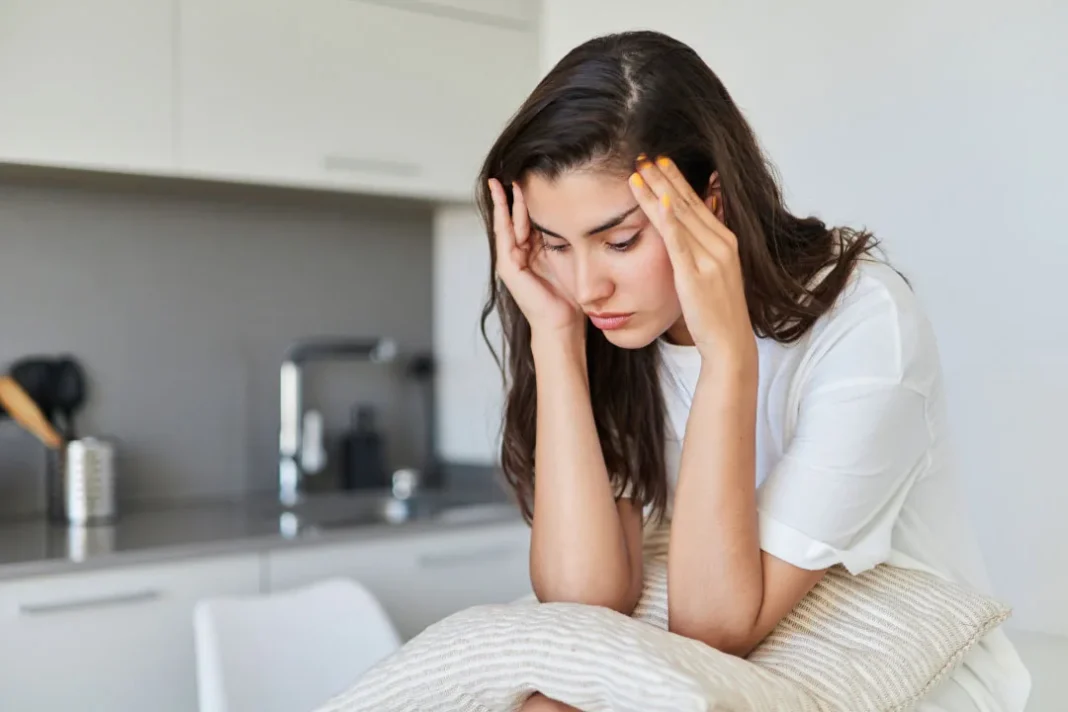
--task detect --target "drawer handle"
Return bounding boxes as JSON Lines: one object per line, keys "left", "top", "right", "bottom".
{"left": 18, "top": 589, "right": 162, "bottom": 616}
{"left": 322, "top": 154, "right": 421, "bottom": 177}
{"left": 418, "top": 544, "right": 520, "bottom": 569}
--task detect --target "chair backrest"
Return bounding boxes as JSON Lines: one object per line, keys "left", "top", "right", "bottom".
{"left": 194, "top": 577, "right": 401, "bottom": 712}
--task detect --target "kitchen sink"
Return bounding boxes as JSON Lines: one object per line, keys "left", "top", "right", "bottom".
{"left": 252, "top": 489, "right": 519, "bottom": 537}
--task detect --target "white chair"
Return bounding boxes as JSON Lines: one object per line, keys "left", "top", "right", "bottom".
{"left": 193, "top": 577, "right": 401, "bottom": 712}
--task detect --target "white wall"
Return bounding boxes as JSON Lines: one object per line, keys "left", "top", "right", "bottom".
{"left": 433, "top": 205, "right": 505, "bottom": 464}
{"left": 539, "top": 1, "right": 1067, "bottom": 634}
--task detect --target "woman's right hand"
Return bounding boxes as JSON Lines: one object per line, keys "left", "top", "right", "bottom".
{"left": 488, "top": 178, "right": 584, "bottom": 340}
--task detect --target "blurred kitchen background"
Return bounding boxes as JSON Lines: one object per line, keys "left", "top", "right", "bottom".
{"left": 0, "top": 1, "right": 1064, "bottom": 711}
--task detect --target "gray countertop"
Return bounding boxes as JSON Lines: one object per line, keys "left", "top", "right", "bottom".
{"left": 0, "top": 465, "right": 525, "bottom": 581}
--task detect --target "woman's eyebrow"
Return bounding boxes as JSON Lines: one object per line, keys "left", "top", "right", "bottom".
{"left": 529, "top": 204, "right": 641, "bottom": 240}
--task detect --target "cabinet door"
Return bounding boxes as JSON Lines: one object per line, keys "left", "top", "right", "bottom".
{"left": 268, "top": 522, "right": 532, "bottom": 639}
{"left": 374, "top": 1, "right": 539, "bottom": 200}
{"left": 0, "top": 0, "right": 175, "bottom": 173}
{"left": 0, "top": 553, "right": 260, "bottom": 712}
{"left": 372, "top": 0, "right": 538, "bottom": 27}
{"left": 178, "top": 0, "right": 537, "bottom": 201}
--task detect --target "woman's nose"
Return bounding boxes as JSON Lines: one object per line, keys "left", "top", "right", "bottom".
{"left": 573, "top": 255, "right": 614, "bottom": 307}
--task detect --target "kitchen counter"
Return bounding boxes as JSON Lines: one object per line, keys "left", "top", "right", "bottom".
{"left": 0, "top": 465, "right": 524, "bottom": 581}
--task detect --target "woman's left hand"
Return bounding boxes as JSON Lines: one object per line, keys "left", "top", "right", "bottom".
{"left": 630, "top": 156, "right": 756, "bottom": 370}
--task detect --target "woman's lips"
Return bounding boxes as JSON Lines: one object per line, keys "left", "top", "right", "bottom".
{"left": 587, "top": 312, "right": 634, "bottom": 330}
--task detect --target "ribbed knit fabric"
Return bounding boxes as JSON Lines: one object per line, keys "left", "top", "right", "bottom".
{"left": 316, "top": 525, "right": 1009, "bottom": 712}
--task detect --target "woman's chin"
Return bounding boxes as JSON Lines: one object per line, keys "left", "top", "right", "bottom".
{"left": 598, "top": 323, "right": 658, "bottom": 350}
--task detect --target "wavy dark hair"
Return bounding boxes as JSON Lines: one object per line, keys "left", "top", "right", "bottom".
{"left": 477, "top": 30, "right": 878, "bottom": 523}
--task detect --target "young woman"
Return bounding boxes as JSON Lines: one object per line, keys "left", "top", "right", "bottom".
{"left": 476, "top": 31, "right": 1029, "bottom": 712}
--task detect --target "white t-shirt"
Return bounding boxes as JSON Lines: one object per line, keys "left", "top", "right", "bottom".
{"left": 656, "top": 260, "right": 1031, "bottom": 712}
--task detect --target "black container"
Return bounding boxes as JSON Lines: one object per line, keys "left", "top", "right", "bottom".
{"left": 339, "top": 404, "right": 388, "bottom": 490}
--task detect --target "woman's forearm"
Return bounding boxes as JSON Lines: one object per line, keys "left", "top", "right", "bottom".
{"left": 528, "top": 333, "right": 638, "bottom": 612}
{"left": 668, "top": 357, "right": 762, "bottom": 649}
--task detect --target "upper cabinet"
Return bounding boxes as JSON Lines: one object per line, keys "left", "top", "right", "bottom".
{"left": 381, "top": 0, "right": 538, "bottom": 27}
{"left": 0, "top": 0, "right": 175, "bottom": 174}
{"left": 0, "top": 0, "right": 539, "bottom": 202}
{"left": 177, "top": 0, "right": 540, "bottom": 202}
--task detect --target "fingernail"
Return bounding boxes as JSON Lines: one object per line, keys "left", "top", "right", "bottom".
{"left": 661, "top": 194, "right": 671, "bottom": 208}
{"left": 711, "top": 196, "right": 718, "bottom": 212}
{"left": 629, "top": 173, "right": 644, "bottom": 188}
{"left": 636, "top": 153, "right": 647, "bottom": 162}
{"left": 656, "top": 156, "right": 671, "bottom": 169}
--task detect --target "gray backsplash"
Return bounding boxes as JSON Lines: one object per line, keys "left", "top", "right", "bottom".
{"left": 0, "top": 169, "right": 435, "bottom": 516}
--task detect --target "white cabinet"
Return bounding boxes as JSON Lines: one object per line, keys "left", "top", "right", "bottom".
{"left": 0, "top": 0, "right": 175, "bottom": 173}
{"left": 177, "top": 0, "right": 539, "bottom": 202}
{"left": 0, "top": 552, "right": 260, "bottom": 712}
{"left": 373, "top": 0, "right": 538, "bottom": 27}
{"left": 0, "top": 522, "right": 530, "bottom": 709}
{"left": 0, "top": 0, "right": 540, "bottom": 200}
{"left": 267, "top": 521, "right": 532, "bottom": 639}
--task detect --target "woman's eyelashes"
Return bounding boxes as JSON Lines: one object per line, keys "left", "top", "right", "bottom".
{"left": 539, "top": 229, "right": 642, "bottom": 253}
{"left": 609, "top": 230, "right": 642, "bottom": 252}
{"left": 539, "top": 235, "right": 569, "bottom": 253}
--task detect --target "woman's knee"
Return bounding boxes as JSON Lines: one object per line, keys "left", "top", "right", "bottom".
{"left": 520, "top": 693, "right": 580, "bottom": 711}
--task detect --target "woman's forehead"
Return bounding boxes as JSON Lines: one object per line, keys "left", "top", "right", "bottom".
{"left": 523, "top": 170, "right": 642, "bottom": 237}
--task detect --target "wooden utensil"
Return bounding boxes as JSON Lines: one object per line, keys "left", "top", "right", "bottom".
{"left": 0, "top": 376, "right": 64, "bottom": 449}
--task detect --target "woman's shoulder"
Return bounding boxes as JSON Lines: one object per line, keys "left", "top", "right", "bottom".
{"left": 841, "top": 256, "right": 918, "bottom": 308}
{"left": 794, "top": 257, "right": 943, "bottom": 394}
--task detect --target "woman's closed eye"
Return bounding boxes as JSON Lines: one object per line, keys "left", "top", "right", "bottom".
{"left": 539, "top": 230, "right": 642, "bottom": 253}
{"left": 608, "top": 229, "right": 642, "bottom": 252}
{"left": 539, "top": 234, "right": 569, "bottom": 252}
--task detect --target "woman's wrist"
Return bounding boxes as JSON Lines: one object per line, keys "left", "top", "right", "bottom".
{"left": 531, "top": 325, "right": 585, "bottom": 359}
{"left": 699, "top": 341, "right": 758, "bottom": 383}
{"left": 697, "top": 349, "right": 758, "bottom": 400}
{"left": 531, "top": 327, "right": 588, "bottom": 385}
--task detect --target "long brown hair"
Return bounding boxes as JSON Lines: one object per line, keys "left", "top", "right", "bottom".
{"left": 476, "top": 30, "right": 878, "bottom": 523}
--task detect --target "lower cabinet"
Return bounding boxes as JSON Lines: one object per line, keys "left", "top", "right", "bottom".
{"left": 0, "top": 520, "right": 532, "bottom": 710}
{"left": 267, "top": 520, "right": 533, "bottom": 640}
{"left": 0, "top": 552, "right": 260, "bottom": 712}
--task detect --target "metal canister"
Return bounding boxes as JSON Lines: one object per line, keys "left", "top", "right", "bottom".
{"left": 47, "top": 437, "right": 117, "bottom": 525}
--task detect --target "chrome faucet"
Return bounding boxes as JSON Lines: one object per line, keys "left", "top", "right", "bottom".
{"left": 278, "top": 336, "right": 398, "bottom": 506}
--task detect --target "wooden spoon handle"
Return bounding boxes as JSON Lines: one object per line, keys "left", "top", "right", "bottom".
{"left": 0, "top": 376, "right": 64, "bottom": 449}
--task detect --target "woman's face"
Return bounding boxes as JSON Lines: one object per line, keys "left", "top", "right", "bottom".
{"left": 521, "top": 168, "right": 688, "bottom": 349}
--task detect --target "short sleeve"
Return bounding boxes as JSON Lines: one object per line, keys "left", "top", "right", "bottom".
{"left": 757, "top": 380, "right": 929, "bottom": 575}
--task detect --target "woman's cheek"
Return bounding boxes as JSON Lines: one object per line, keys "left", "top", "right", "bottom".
{"left": 546, "top": 254, "right": 579, "bottom": 301}
{"left": 632, "top": 234, "right": 677, "bottom": 295}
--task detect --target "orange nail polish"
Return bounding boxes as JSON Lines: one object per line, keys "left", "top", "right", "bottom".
{"left": 711, "top": 196, "right": 718, "bottom": 212}
{"left": 629, "top": 173, "right": 643, "bottom": 188}
{"left": 661, "top": 193, "right": 671, "bottom": 208}
{"left": 636, "top": 153, "right": 647, "bottom": 161}
{"left": 657, "top": 156, "right": 671, "bottom": 169}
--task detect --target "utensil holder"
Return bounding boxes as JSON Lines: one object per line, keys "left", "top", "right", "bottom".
{"left": 46, "top": 437, "right": 117, "bottom": 525}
